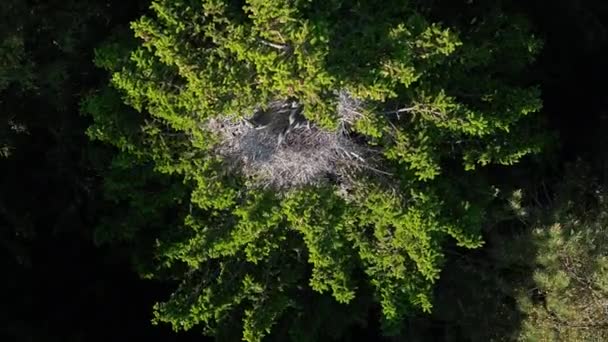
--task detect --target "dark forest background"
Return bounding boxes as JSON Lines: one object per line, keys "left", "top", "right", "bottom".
{"left": 3, "top": 0, "right": 608, "bottom": 340}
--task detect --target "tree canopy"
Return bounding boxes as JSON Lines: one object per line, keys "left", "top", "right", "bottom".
{"left": 84, "top": 0, "right": 546, "bottom": 340}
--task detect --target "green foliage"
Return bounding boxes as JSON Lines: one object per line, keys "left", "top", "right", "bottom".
{"left": 0, "top": 0, "right": 34, "bottom": 93}
{"left": 0, "top": 1, "right": 188, "bottom": 341}
{"left": 0, "top": 0, "right": 32, "bottom": 157}
{"left": 402, "top": 164, "right": 608, "bottom": 342}
{"left": 85, "top": 0, "right": 546, "bottom": 340}
{"left": 516, "top": 169, "right": 608, "bottom": 341}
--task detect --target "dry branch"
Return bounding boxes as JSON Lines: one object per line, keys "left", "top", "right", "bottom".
{"left": 204, "top": 92, "right": 389, "bottom": 192}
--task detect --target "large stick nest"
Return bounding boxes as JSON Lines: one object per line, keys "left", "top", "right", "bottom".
{"left": 205, "top": 92, "right": 388, "bottom": 190}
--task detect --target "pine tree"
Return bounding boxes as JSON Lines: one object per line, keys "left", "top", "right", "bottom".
{"left": 85, "top": 0, "right": 546, "bottom": 340}
{"left": 517, "top": 166, "right": 608, "bottom": 341}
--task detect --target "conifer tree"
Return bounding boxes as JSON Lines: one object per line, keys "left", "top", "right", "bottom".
{"left": 517, "top": 167, "right": 608, "bottom": 341}
{"left": 85, "top": 0, "right": 545, "bottom": 340}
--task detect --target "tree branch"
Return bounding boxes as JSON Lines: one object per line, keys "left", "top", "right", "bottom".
{"left": 258, "top": 39, "right": 289, "bottom": 51}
